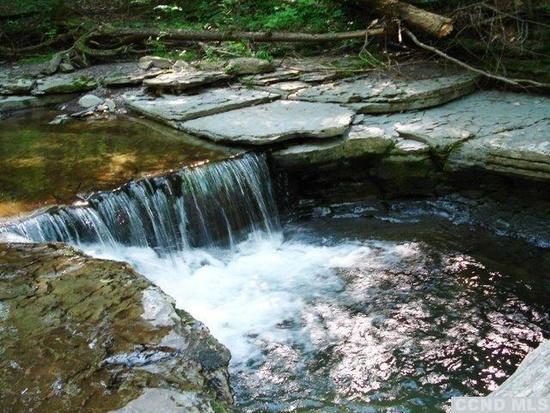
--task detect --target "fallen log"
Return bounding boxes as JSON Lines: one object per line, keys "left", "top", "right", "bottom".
{"left": 93, "top": 27, "right": 386, "bottom": 44}
{"left": 359, "top": 0, "right": 453, "bottom": 38}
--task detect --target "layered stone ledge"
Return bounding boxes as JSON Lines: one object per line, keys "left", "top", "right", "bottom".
{"left": 0, "top": 243, "right": 232, "bottom": 413}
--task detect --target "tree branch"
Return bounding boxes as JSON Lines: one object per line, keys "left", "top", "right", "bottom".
{"left": 403, "top": 28, "right": 550, "bottom": 88}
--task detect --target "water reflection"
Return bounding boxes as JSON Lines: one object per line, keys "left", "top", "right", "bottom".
{"left": 0, "top": 111, "right": 235, "bottom": 217}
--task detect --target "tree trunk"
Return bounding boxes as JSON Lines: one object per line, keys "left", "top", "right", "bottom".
{"left": 95, "top": 27, "right": 386, "bottom": 44}
{"left": 359, "top": 0, "right": 454, "bottom": 38}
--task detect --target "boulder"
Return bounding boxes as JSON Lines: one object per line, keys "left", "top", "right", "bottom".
{"left": 290, "top": 73, "right": 478, "bottom": 113}
{"left": 124, "top": 87, "right": 279, "bottom": 125}
{"left": 32, "top": 74, "right": 98, "bottom": 95}
{"left": 139, "top": 55, "right": 173, "bottom": 70}
{"left": 0, "top": 243, "right": 232, "bottom": 413}
{"left": 181, "top": 100, "right": 355, "bottom": 145}
{"left": 225, "top": 57, "right": 274, "bottom": 75}
{"left": 78, "top": 93, "right": 103, "bottom": 108}
{"left": 143, "top": 70, "right": 231, "bottom": 93}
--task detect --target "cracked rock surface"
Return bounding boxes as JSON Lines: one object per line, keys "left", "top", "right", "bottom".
{"left": 0, "top": 243, "right": 232, "bottom": 413}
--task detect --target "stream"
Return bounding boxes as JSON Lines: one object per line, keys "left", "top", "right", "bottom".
{"left": 2, "top": 153, "right": 548, "bottom": 412}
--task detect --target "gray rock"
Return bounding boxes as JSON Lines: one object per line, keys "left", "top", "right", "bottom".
{"left": 110, "top": 388, "right": 220, "bottom": 413}
{"left": 256, "top": 81, "right": 309, "bottom": 98}
{"left": 144, "top": 70, "right": 231, "bottom": 92}
{"left": 489, "top": 340, "right": 549, "bottom": 397}
{"left": 241, "top": 69, "right": 301, "bottom": 86}
{"left": 123, "top": 87, "right": 279, "bottom": 125}
{"left": 78, "top": 93, "right": 103, "bottom": 108}
{"left": 0, "top": 77, "right": 35, "bottom": 95}
{"left": 139, "top": 55, "right": 173, "bottom": 70}
{"left": 0, "top": 94, "right": 70, "bottom": 111}
{"left": 445, "top": 93, "right": 550, "bottom": 181}
{"left": 225, "top": 57, "right": 274, "bottom": 75}
{"left": 181, "top": 100, "right": 355, "bottom": 145}
{"left": 290, "top": 73, "right": 478, "bottom": 113}
{"left": 272, "top": 123, "right": 396, "bottom": 167}
{"left": 32, "top": 74, "right": 98, "bottom": 95}
{"left": 102, "top": 70, "right": 164, "bottom": 87}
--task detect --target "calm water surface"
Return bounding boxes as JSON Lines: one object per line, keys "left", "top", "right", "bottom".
{"left": 0, "top": 111, "right": 234, "bottom": 217}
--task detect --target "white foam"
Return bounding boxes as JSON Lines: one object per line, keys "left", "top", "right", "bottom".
{"left": 80, "top": 232, "right": 367, "bottom": 364}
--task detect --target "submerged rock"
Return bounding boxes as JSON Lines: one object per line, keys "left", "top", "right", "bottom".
{"left": 0, "top": 243, "right": 232, "bottom": 412}
{"left": 225, "top": 57, "right": 274, "bottom": 75}
{"left": 290, "top": 73, "right": 478, "bottom": 113}
{"left": 143, "top": 70, "right": 231, "bottom": 93}
{"left": 32, "top": 74, "right": 98, "bottom": 95}
{"left": 181, "top": 100, "right": 355, "bottom": 145}
{"left": 124, "top": 87, "right": 279, "bottom": 124}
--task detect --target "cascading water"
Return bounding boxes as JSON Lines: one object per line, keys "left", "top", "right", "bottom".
{"left": 4, "top": 153, "right": 280, "bottom": 251}
{"left": 1, "top": 152, "right": 547, "bottom": 412}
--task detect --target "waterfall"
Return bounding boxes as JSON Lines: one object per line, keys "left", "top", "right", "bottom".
{"left": 3, "top": 153, "right": 280, "bottom": 252}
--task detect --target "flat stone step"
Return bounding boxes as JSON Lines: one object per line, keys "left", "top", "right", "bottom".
{"left": 124, "top": 87, "right": 279, "bottom": 125}
{"left": 289, "top": 73, "right": 478, "bottom": 113}
{"left": 181, "top": 100, "right": 355, "bottom": 145}
{"left": 274, "top": 91, "right": 550, "bottom": 182}
{"left": 143, "top": 70, "right": 231, "bottom": 92}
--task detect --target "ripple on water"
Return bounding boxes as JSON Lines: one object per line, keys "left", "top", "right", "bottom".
{"left": 78, "top": 220, "right": 548, "bottom": 412}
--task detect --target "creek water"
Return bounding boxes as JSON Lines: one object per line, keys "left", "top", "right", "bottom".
{"left": 2, "top": 153, "right": 548, "bottom": 412}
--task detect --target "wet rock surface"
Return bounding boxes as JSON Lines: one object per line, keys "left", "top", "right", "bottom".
{"left": 0, "top": 243, "right": 232, "bottom": 412}
{"left": 181, "top": 100, "right": 355, "bottom": 145}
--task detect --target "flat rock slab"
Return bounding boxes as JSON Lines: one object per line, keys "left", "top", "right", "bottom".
{"left": 124, "top": 87, "right": 279, "bottom": 124}
{"left": 0, "top": 94, "right": 71, "bottom": 111}
{"left": 445, "top": 93, "right": 550, "bottom": 180}
{"left": 143, "top": 70, "right": 231, "bottom": 92}
{"left": 274, "top": 91, "right": 550, "bottom": 182}
{"left": 31, "top": 74, "right": 98, "bottom": 95}
{"left": 181, "top": 100, "right": 355, "bottom": 145}
{"left": 0, "top": 77, "right": 35, "bottom": 95}
{"left": 290, "top": 73, "right": 478, "bottom": 113}
{"left": 102, "top": 69, "right": 165, "bottom": 87}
